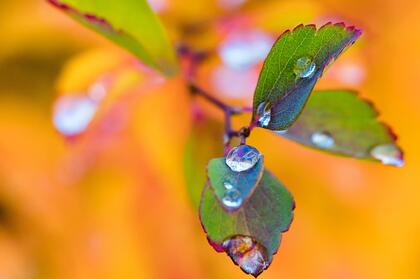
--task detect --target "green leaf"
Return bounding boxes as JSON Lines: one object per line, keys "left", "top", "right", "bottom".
{"left": 184, "top": 116, "right": 224, "bottom": 208}
{"left": 252, "top": 23, "right": 361, "bottom": 130}
{"left": 280, "top": 90, "right": 404, "bottom": 166}
{"left": 48, "top": 0, "right": 178, "bottom": 76}
{"left": 199, "top": 170, "right": 294, "bottom": 277}
{"left": 207, "top": 154, "right": 264, "bottom": 211}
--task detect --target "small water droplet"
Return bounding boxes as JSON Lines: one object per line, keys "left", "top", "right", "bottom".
{"left": 225, "top": 145, "right": 261, "bottom": 172}
{"left": 222, "top": 189, "right": 243, "bottom": 209}
{"left": 310, "top": 132, "right": 334, "bottom": 149}
{"left": 224, "top": 181, "right": 234, "bottom": 190}
{"left": 222, "top": 235, "right": 269, "bottom": 277}
{"left": 53, "top": 95, "right": 97, "bottom": 137}
{"left": 275, "top": 129, "right": 288, "bottom": 135}
{"left": 370, "top": 143, "right": 404, "bottom": 167}
{"left": 257, "top": 102, "right": 271, "bottom": 127}
{"left": 294, "top": 56, "right": 316, "bottom": 78}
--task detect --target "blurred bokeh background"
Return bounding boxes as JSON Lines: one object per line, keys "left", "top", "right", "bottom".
{"left": 0, "top": 0, "right": 420, "bottom": 278}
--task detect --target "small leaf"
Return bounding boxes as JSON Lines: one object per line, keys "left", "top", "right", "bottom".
{"left": 252, "top": 23, "right": 361, "bottom": 130}
{"left": 48, "top": 0, "right": 178, "bottom": 76}
{"left": 280, "top": 90, "right": 404, "bottom": 166}
{"left": 207, "top": 151, "right": 264, "bottom": 211}
{"left": 200, "top": 170, "right": 294, "bottom": 277}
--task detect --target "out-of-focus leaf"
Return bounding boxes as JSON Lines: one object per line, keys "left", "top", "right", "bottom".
{"left": 252, "top": 23, "right": 361, "bottom": 130}
{"left": 199, "top": 170, "right": 294, "bottom": 277}
{"left": 207, "top": 156, "right": 264, "bottom": 211}
{"left": 48, "top": 0, "right": 179, "bottom": 76}
{"left": 280, "top": 90, "right": 404, "bottom": 166}
{"left": 183, "top": 112, "right": 224, "bottom": 208}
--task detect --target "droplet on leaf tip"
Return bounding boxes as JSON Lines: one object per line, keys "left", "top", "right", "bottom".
{"left": 310, "top": 131, "right": 334, "bottom": 149}
{"left": 294, "top": 56, "right": 316, "bottom": 78}
{"left": 257, "top": 102, "right": 271, "bottom": 127}
{"left": 370, "top": 143, "right": 404, "bottom": 167}
{"left": 225, "top": 145, "right": 261, "bottom": 172}
{"left": 222, "top": 235, "right": 269, "bottom": 277}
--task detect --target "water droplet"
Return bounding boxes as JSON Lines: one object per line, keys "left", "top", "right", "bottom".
{"left": 225, "top": 145, "right": 261, "bottom": 172}
{"left": 294, "top": 56, "right": 316, "bottom": 78}
{"left": 370, "top": 143, "right": 404, "bottom": 167}
{"left": 310, "top": 132, "right": 334, "bottom": 149}
{"left": 53, "top": 95, "right": 98, "bottom": 136}
{"left": 222, "top": 189, "right": 243, "bottom": 209}
{"left": 219, "top": 30, "right": 274, "bottom": 70}
{"left": 275, "top": 129, "right": 288, "bottom": 135}
{"left": 239, "top": 246, "right": 268, "bottom": 276}
{"left": 224, "top": 181, "right": 234, "bottom": 190}
{"left": 257, "top": 102, "right": 271, "bottom": 127}
{"left": 222, "top": 235, "right": 269, "bottom": 277}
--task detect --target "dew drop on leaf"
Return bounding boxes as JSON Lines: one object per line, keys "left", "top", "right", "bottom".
{"left": 310, "top": 131, "right": 334, "bottom": 149}
{"left": 225, "top": 145, "right": 261, "bottom": 172}
{"left": 257, "top": 101, "right": 272, "bottom": 127}
{"left": 370, "top": 143, "right": 404, "bottom": 167}
{"left": 224, "top": 181, "right": 234, "bottom": 190}
{"left": 222, "top": 189, "right": 243, "bottom": 209}
{"left": 222, "top": 235, "right": 269, "bottom": 277}
{"left": 275, "top": 129, "right": 288, "bottom": 135}
{"left": 293, "top": 56, "right": 316, "bottom": 78}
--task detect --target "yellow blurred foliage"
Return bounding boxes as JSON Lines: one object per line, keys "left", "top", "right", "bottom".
{"left": 0, "top": 0, "right": 420, "bottom": 278}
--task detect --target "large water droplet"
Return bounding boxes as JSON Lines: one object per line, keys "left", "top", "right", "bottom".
{"left": 294, "top": 56, "right": 316, "bottom": 78}
{"left": 225, "top": 145, "right": 261, "bottom": 172}
{"left": 311, "top": 131, "right": 334, "bottom": 149}
{"left": 370, "top": 143, "right": 404, "bottom": 167}
{"left": 222, "top": 189, "right": 243, "bottom": 209}
{"left": 257, "top": 102, "right": 271, "bottom": 127}
{"left": 53, "top": 95, "right": 98, "bottom": 137}
{"left": 222, "top": 235, "right": 269, "bottom": 277}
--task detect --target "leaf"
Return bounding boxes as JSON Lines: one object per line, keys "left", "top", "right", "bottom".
{"left": 279, "top": 90, "right": 404, "bottom": 166}
{"left": 199, "top": 170, "right": 294, "bottom": 277}
{"left": 184, "top": 114, "right": 224, "bottom": 208}
{"left": 48, "top": 0, "right": 179, "bottom": 76}
{"left": 252, "top": 23, "right": 362, "bottom": 130}
{"left": 207, "top": 155, "right": 264, "bottom": 211}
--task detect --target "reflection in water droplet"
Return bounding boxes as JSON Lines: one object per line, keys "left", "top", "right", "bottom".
{"left": 257, "top": 102, "right": 271, "bottom": 127}
{"left": 222, "top": 235, "right": 269, "bottom": 277}
{"left": 294, "top": 56, "right": 316, "bottom": 78}
{"left": 225, "top": 145, "right": 261, "bottom": 172}
{"left": 224, "top": 181, "right": 234, "bottom": 190}
{"left": 53, "top": 95, "right": 98, "bottom": 136}
{"left": 219, "top": 30, "right": 274, "bottom": 70}
{"left": 370, "top": 143, "right": 404, "bottom": 167}
{"left": 222, "top": 189, "right": 243, "bottom": 209}
{"left": 311, "top": 132, "right": 334, "bottom": 149}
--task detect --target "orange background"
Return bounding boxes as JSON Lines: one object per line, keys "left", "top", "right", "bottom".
{"left": 0, "top": 0, "right": 420, "bottom": 278}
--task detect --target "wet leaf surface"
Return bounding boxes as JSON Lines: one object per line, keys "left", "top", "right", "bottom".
{"left": 252, "top": 23, "right": 361, "bottom": 130}
{"left": 48, "top": 0, "right": 178, "bottom": 75}
{"left": 200, "top": 170, "right": 294, "bottom": 276}
{"left": 207, "top": 155, "right": 264, "bottom": 211}
{"left": 281, "top": 90, "right": 404, "bottom": 166}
